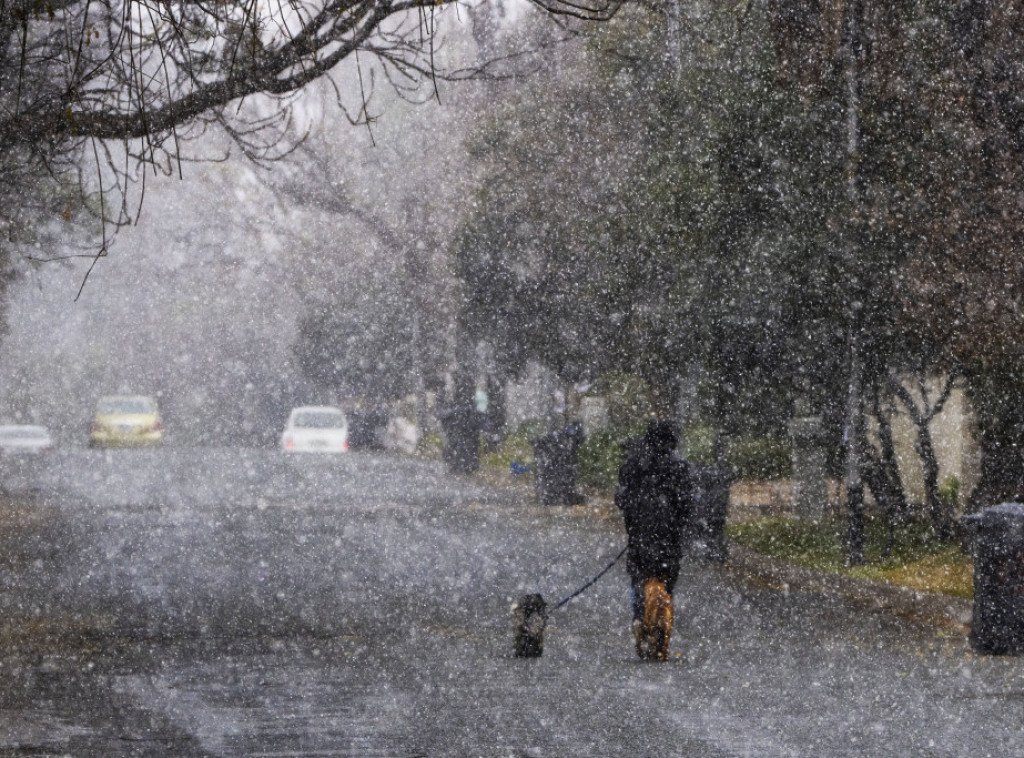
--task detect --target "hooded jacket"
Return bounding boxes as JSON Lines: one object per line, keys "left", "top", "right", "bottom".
{"left": 615, "top": 422, "right": 693, "bottom": 579}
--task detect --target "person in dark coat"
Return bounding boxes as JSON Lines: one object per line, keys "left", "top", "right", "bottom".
{"left": 615, "top": 420, "right": 693, "bottom": 629}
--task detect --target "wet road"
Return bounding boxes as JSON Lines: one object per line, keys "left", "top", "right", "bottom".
{"left": 0, "top": 448, "right": 1022, "bottom": 757}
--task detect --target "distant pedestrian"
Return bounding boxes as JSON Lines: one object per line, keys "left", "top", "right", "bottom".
{"left": 438, "top": 400, "right": 480, "bottom": 474}
{"left": 615, "top": 420, "right": 693, "bottom": 660}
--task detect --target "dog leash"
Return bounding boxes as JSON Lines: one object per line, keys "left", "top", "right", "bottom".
{"left": 551, "top": 545, "right": 628, "bottom": 611}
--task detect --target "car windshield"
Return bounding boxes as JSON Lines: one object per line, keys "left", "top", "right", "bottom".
{"left": 98, "top": 399, "right": 154, "bottom": 415}
{"left": 293, "top": 412, "right": 344, "bottom": 429}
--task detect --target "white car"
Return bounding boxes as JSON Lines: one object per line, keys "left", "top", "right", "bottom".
{"left": 0, "top": 425, "right": 54, "bottom": 455}
{"left": 281, "top": 406, "right": 349, "bottom": 453}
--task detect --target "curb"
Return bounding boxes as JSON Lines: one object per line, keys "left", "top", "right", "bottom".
{"left": 723, "top": 542, "right": 974, "bottom": 635}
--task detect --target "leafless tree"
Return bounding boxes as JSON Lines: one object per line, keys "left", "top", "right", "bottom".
{"left": 887, "top": 372, "right": 958, "bottom": 541}
{"left": 0, "top": 0, "right": 623, "bottom": 271}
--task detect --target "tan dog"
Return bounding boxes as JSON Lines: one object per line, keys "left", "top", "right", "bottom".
{"left": 635, "top": 578, "right": 673, "bottom": 661}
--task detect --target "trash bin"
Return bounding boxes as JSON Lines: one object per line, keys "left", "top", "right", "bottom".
{"left": 683, "top": 463, "right": 735, "bottom": 563}
{"left": 531, "top": 423, "right": 585, "bottom": 506}
{"left": 968, "top": 503, "right": 1024, "bottom": 654}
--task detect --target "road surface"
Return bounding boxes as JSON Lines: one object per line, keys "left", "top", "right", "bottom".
{"left": 0, "top": 448, "right": 1020, "bottom": 756}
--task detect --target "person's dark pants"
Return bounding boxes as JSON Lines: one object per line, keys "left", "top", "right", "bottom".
{"left": 629, "top": 561, "right": 680, "bottom": 621}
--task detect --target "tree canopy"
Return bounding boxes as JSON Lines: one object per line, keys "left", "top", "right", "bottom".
{"left": 451, "top": 0, "right": 1024, "bottom": 511}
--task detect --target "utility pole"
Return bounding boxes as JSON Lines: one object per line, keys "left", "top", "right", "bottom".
{"left": 666, "top": 0, "right": 683, "bottom": 77}
{"left": 842, "top": 0, "right": 866, "bottom": 565}
{"left": 408, "top": 240, "right": 430, "bottom": 437}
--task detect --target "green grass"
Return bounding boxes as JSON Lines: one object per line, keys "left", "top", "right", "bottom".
{"left": 728, "top": 517, "right": 974, "bottom": 598}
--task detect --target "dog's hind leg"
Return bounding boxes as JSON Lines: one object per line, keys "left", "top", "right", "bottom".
{"left": 638, "top": 579, "right": 673, "bottom": 662}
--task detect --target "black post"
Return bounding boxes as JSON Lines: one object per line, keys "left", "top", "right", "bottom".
{"left": 841, "top": 0, "right": 867, "bottom": 566}
{"left": 845, "top": 327, "right": 866, "bottom": 566}
{"left": 439, "top": 371, "right": 480, "bottom": 475}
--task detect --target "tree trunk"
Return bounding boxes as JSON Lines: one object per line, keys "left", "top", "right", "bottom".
{"left": 844, "top": 338, "right": 866, "bottom": 565}
{"left": 916, "top": 424, "right": 952, "bottom": 540}
{"left": 873, "top": 390, "right": 909, "bottom": 520}
{"left": 861, "top": 444, "right": 895, "bottom": 557}
{"left": 842, "top": 305, "right": 867, "bottom": 563}
{"left": 866, "top": 388, "right": 909, "bottom": 557}
{"left": 484, "top": 374, "right": 507, "bottom": 452}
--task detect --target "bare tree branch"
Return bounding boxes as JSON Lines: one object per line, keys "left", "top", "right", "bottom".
{"left": 0, "top": 0, "right": 623, "bottom": 268}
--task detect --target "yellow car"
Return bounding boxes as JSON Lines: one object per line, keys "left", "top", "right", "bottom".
{"left": 89, "top": 395, "right": 163, "bottom": 447}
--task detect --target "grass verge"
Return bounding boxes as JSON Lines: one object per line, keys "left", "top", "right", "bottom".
{"left": 727, "top": 516, "right": 974, "bottom": 599}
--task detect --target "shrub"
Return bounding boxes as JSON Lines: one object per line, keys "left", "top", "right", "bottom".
{"left": 574, "top": 425, "right": 794, "bottom": 491}
{"left": 591, "top": 373, "right": 653, "bottom": 433}
{"left": 578, "top": 429, "right": 627, "bottom": 490}
{"left": 726, "top": 434, "right": 792, "bottom": 480}
{"left": 938, "top": 475, "right": 961, "bottom": 510}
{"left": 417, "top": 430, "right": 443, "bottom": 459}
{"left": 681, "top": 423, "right": 715, "bottom": 465}
{"left": 678, "top": 426, "right": 792, "bottom": 479}
{"left": 480, "top": 424, "right": 537, "bottom": 472}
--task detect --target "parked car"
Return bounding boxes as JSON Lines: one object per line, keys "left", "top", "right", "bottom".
{"left": 89, "top": 395, "right": 163, "bottom": 447}
{"left": 281, "top": 406, "right": 349, "bottom": 453}
{"left": 0, "top": 424, "right": 54, "bottom": 455}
